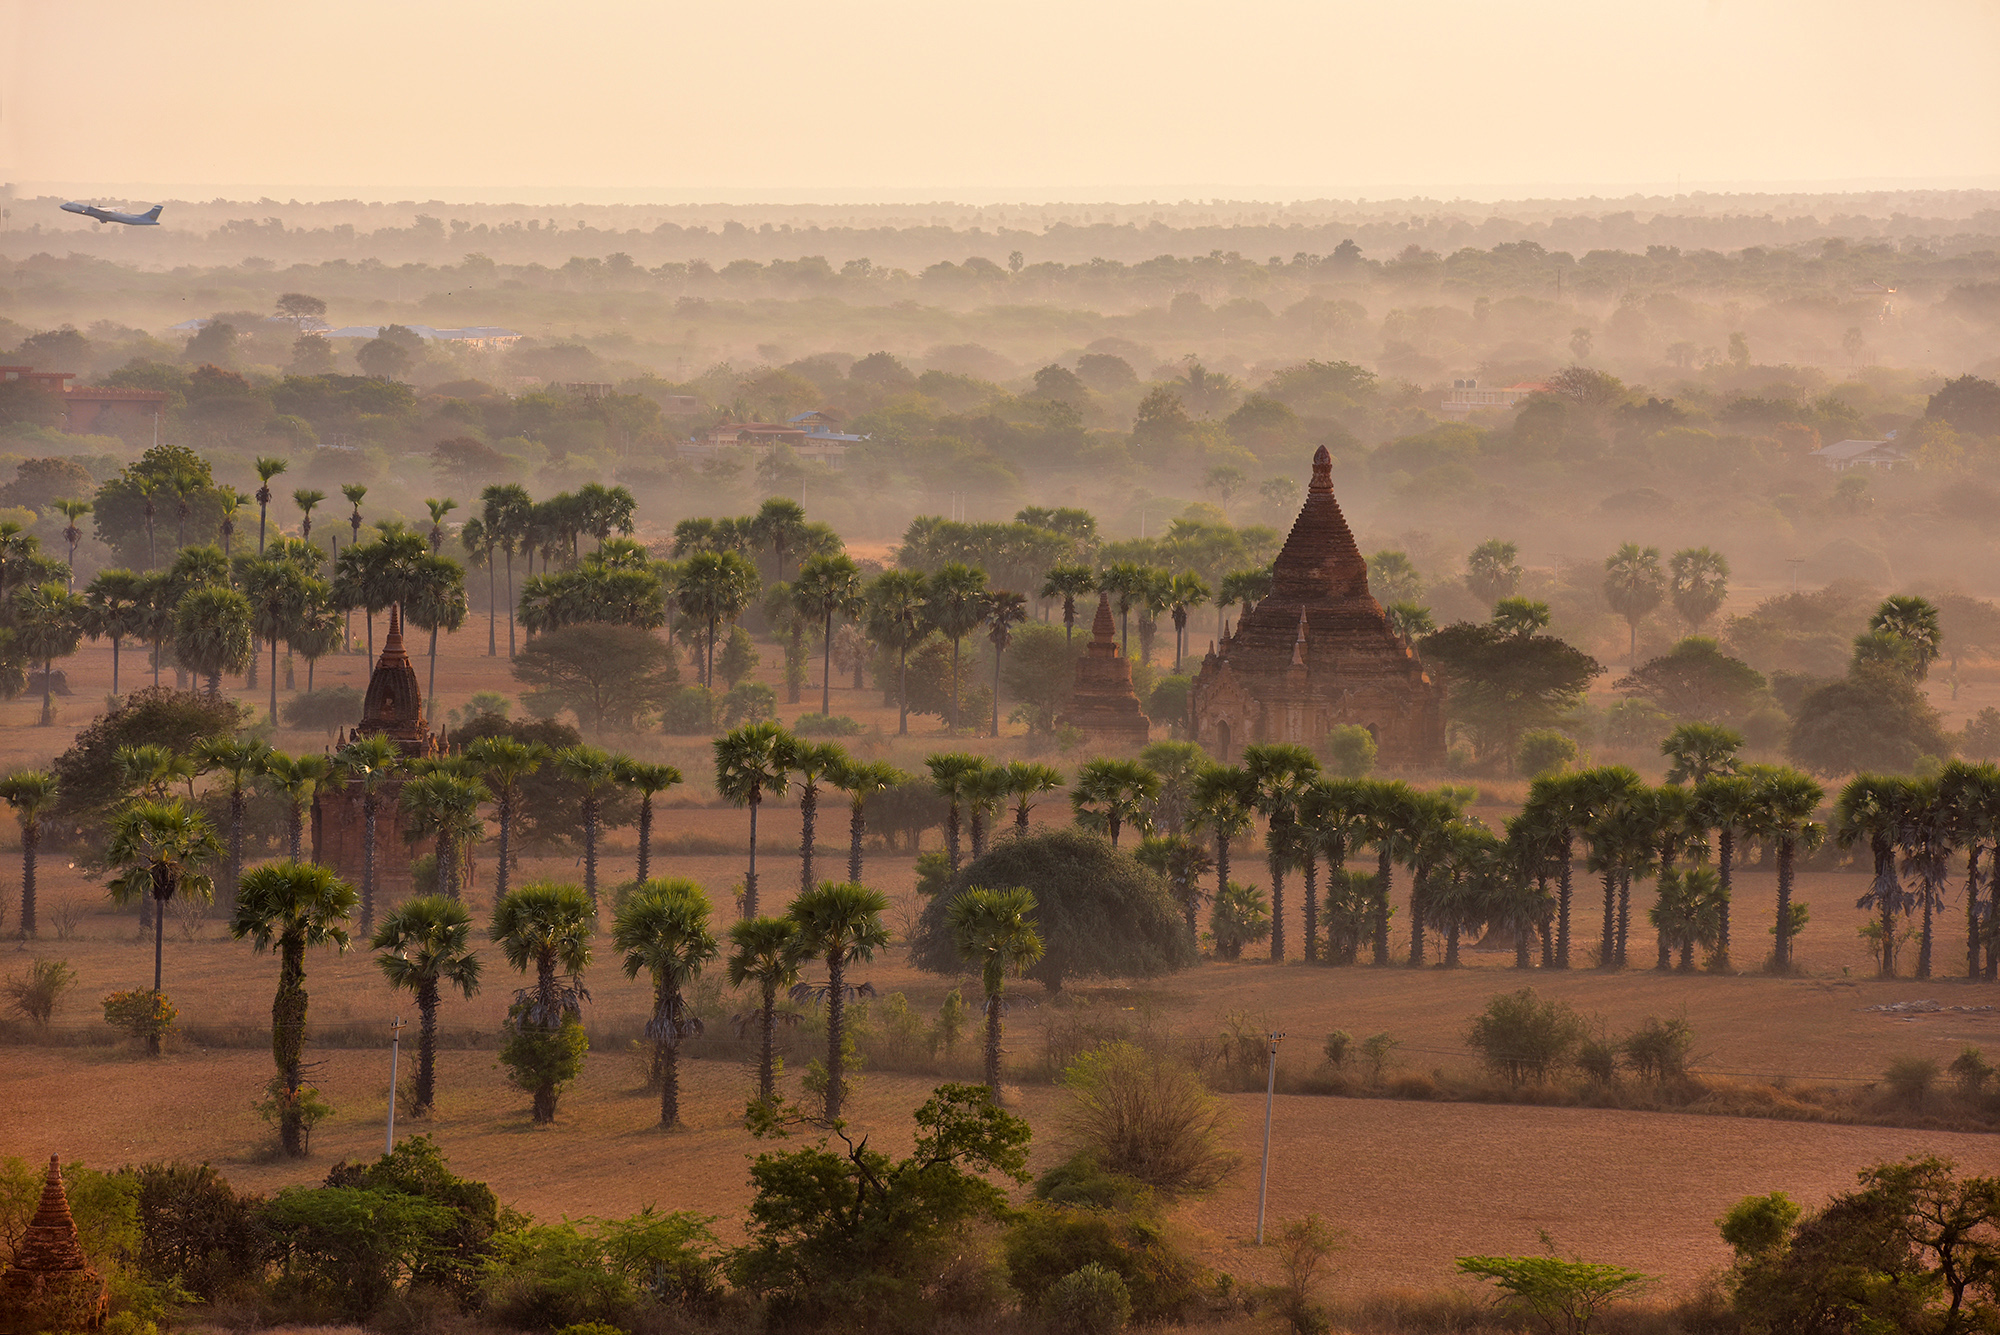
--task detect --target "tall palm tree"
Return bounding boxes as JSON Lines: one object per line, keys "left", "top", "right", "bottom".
{"left": 1097, "top": 561, "right": 1149, "bottom": 659}
{"left": 1668, "top": 547, "right": 1731, "bottom": 633}
{"left": 254, "top": 457, "right": 288, "bottom": 555}
{"left": 217, "top": 489, "right": 244, "bottom": 559}
{"left": 1577, "top": 770, "right": 1653, "bottom": 969}
{"left": 714, "top": 721, "right": 793, "bottom": 918}
{"left": 783, "top": 740, "right": 847, "bottom": 901}
{"left": 371, "top": 895, "right": 482, "bottom": 1116}
{"left": 1939, "top": 762, "right": 2000, "bottom": 979}
{"left": 613, "top": 879, "right": 718, "bottom": 1127}
{"left": 926, "top": 563, "right": 989, "bottom": 731}
{"left": 55, "top": 499, "right": 90, "bottom": 589}
{"left": 1039, "top": 563, "right": 1095, "bottom": 643}
{"left": 1297, "top": 777, "right": 1369, "bottom": 964}
{"left": 1897, "top": 778, "right": 1953, "bottom": 981}
{"left": 949, "top": 886, "right": 1044, "bottom": 1101}
{"left": 1191, "top": 765, "right": 1259, "bottom": 940}
{"left": 480, "top": 483, "right": 533, "bottom": 657}
{"left": 459, "top": 515, "right": 496, "bottom": 657}
{"left": 1870, "top": 594, "right": 1943, "bottom": 679}
{"left": 828, "top": 759, "right": 905, "bottom": 883}
{"left": 1166, "top": 571, "right": 1211, "bottom": 670}
{"left": 1602, "top": 542, "right": 1665, "bottom": 668}
{"left": 466, "top": 736, "right": 549, "bottom": 900}
{"left": 1754, "top": 766, "right": 1827, "bottom": 974}
{"left": 406, "top": 553, "right": 468, "bottom": 705}
{"left": 342, "top": 483, "right": 368, "bottom": 547}
{"left": 728, "top": 916, "right": 805, "bottom": 1107}
{"left": 794, "top": 554, "right": 862, "bottom": 717}
{"left": 1691, "top": 773, "right": 1756, "bottom": 972}
{"left": 263, "top": 752, "right": 333, "bottom": 862}
{"left": 401, "top": 771, "right": 489, "bottom": 901}
{"left": 983, "top": 590, "right": 1030, "bottom": 737}
{"left": 424, "top": 497, "right": 458, "bottom": 552}
{"left": 749, "top": 496, "right": 809, "bottom": 583}
{"left": 293, "top": 488, "right": 326, "bottom": 544}
{"left": 1833, "top": 772, "right": 1907, "bottom": 977}
{"left": 1242, "top": 743, "right": 1321, "bottom": 961}
{"left": 0, "top": 771, "right": 57, "bottom": 939}
{"left": 789, "top": 880, "right": 889, "bottom": 1124}
{"left": 864, "top": 569, "right": 927, "bottom": 735}
{"left": 555, "top": 746, "right": 621, "bottom": 912}
{"left": 1069, "top": 757, "right": 1161, "bottom": 851}
{"left": 1002, "top": 761, "right": 1065, "bottom": 834}
{"left": 241, "top": 557, "right": 310, "bottom": 723}
{"left": 195, "top": 738, "right": 271, "bottom": 908}
{"left": 82, "top": 569, "right": 145, "bottom": 696}
{"left": 490, "top": 880, "right": 594, "bottom": 1123}
{"left": 231, "top": 860, "right": 356, "bottom": 1153}
{"left": 332, "top": 734, "right": 401, "bottom": 930}
{"left": 613, "top": 760, "right": 684, "bottom": 886}
{"left": 1661, "top": 722, "right": 1743, "bottom": 785}
{"left": 1391, "top": 790, "right": 1462, "bottom": 968}
{"left": 673, "top": 550, "right": 760, "bottom": 687}
{"left": 1521, "top": 771, "right": 1593, "bottom": 968}
{"left": 173, "top": 584, "right": 255, "bottom": 696}
{"left": 929, "top": 752, "right": 992, "bottom": 872}
{"left": 15, "top": 582, "right": 84, "bottom": 725}
{"left": 109, "top": 800, "right": 224, "bottom": 1027}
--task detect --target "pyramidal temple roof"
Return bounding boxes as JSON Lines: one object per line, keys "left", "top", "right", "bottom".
{"left": 359, "top": 604, "right": 428, "bottom": 745}
{"left": 1270, "top": 445, "right": 1371, "bottom": 602}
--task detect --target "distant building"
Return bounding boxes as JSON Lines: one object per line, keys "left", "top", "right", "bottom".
{"left": 0, "top": 367, "right": 167, "bottom": 440}
{"left": 677, "top": 411, "right": 865, "bottom": 471}
{"left": 1440, "top": 379, "right": 1542, "bottom": 416}
{"left": 318, "top": 324, "right": 523, "bottom": 350}
{"left": 1811, "top": 437, "right": 1910, "bottom": 471}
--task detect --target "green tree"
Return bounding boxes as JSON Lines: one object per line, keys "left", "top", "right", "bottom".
{"left": 948, "top": 886, "right": 1044, "bottom": 1100}
{"left": 512, "top": 622, "right": 679, "bottom": 734}
{"left": 1039, "top": 564, "right": 1096, "bottom": 643}
{"left": 14, "top": 583, "right": 84, "bottom": 725}
{"left": 1244, "top": 743, "right": 1320, "bottom": 961}
{"left": 1420, "top": 618, "right": 1603, "bottom": 765}
{"left": 828, "top": 759, "right": 905, "bottom": 884}
{"left": 672, "top": 550, "right": 759, "bottom": 687}
{"left": 239, "top": 556, "right": 311, "bottom": 723}
{"left": 331, "top": 734, "right": 400, "bottom": 930}
{"left": 465, "top": 735, "right": 547, "bottom": 900}
{"left": 1661, "top": 722, "right": 1742, "bottom": 784}
{"left": 0, "top": 770, "right": 57, "bottom": 939}
{"left": 231, "top": 860, "right": 357, "bottom": 1154}
{"left": 108, "top": 798, "right": 223, "bottom": 1033}
{"left": 984, "top": 589, "right": 1030, "bottom": 736}
{"left": 789, "top": 880, "right": 890, "bottom": 1123}
{"left": 1617, "top": 638, "right": 1765, "bottom": 723}
{"left": 1750, "top": 766, "right": 1827, "bottom": 972}
{"left": 613, "top": 760, "right": 683, "bottom": 887}
{"left": 173, "top": 584, "right": 254, "bottom": 697}
{"left": 554, "top": 745, "right": 620, "bottom": 911}
{"left": 927, "top": 752, "right": 992, "bottom": 874}
{"left": 406, "top": 552, "right": 468, "bottom": 705}
{"left": 196, "top": 736, "right": 272, "bottom": 908}
{"left": 490, "top": 881, "right": 594, "bottom": 1123}
{"left": 864, "top": 569, "right": 927, "bottom": 736}
{"left": 1456, "top": 1251, "right": 1653, "bottom": 1335}
{"left": 1788, "top": 665, "right": 1953, "bottom": 776}
{"left": 1871, "top": 594, "right": 1944, "bottom": 680}
{"left": 253, "top": 456, "right": 288, "bottom": 555}
{"left": 371, "top": 895, "right": 482, "bottom": 1115}
{"left": 728, "top": 915, "right": 806, "bottom": 1108}
{"left": 1003, "top": 760, "right": 1066, "bottom": 834}
{"left": 1191, "top": 765, "right": 1259, "bottom": 941}
{"left": 1070, "top": 758, "right": 1162, "bottom": 850}
{"left": 82, "top": 569, "right": 146, "bottom": 696}
{"left": 263, "top": 751, "right": 332, "bottom": 862}
{"left": 1602, "top": 542, "right": 1666, "bottom": 666}
{"left": 1668, "top": 547, "right": 1730, "bottom": 632}
{"left": 794, "top": 554, "right": 862, "bottom": 718}
{"left": 1465, "top": 539, "right": 1522, "bottom": 607}
{"left": 402, "top": 771, "right": 489, "bottom": 902}
{"left": 925, "top": 562, "right": 989, "bottom": 732}
{"left": 715, "top": 721, "right": 794, "bottom": 918}
{"left": 613, "top": 879, "right": 719, "bottom": 1127}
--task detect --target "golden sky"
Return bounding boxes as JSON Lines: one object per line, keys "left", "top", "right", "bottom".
{"left": 4, "top": 0, "right": 1997, "bottom": 199}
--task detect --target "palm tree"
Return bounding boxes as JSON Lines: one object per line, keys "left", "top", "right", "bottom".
{"left": 134, "top": 476, "right": 159, "bottom": 569}
{"left": 82, "top": 569, "right": 144, "bottom": 696}
{"left": 490, "top": 881, "right": 594, "bottom": 1123}
{"left": 1097, "top": 562, "right": 1149, "bottom": 660}
{"left": 293, "top": 488, "right": 326, "bottom": 543}
{"left": 1390, "top": 790, "right": 1462, "bottom": 967}
{"left": 1217, "top": 568, "right": 1273, "bottom": 639}
{"left": 1754, "top": 766, "right": 1827, "bottom": 973}
{"left": 1003, "top": 761, "right": 1065, "bottom": 834}
{"left": 342, "top": 483, "right": 368, "bottom": 547}
{"left": 173, "top": 584, "right": 255, "bottom": 696}
{"left": 1166, "top": 571, "right": 1211, "bottom": 670}
{"left": 1070, "top": 757, "right": 1161, "bottom": 851}
{"left": 1243, "top": 743, "right": 1321, "bottom": 961}
{"left": 794, "top": 554, "right": 862, "bottom": 717}
{"left": 466, "top": 736, "right": 548, "bottom": 900}
{"left": 1465, "top": 539, "right": 1523, "bottom": 607}
{"left": 613, "top": 760, "right": 684, "bottom": 886}
{"left": 371, "top": 895, "right": 482, "bottom": 1116}
{"left": 783, "top": 740, "right": 847, "bottom": 901}
{"left": 254, "top": 457, "right": 288, "bottom": 555}
{"left": 1870, "top": 595, "right": 1943, "bottom": 679}
{"left": 714, "top": 721, "right": 793, "bottom": 918}
{"left": 1650, "top": 866, "right": 1722, "bottom": 972}
{"left": 263, "top": 752, "right": 333, "bottom": 862}
{"left": 555, "top": 746, "right": 620, "bottom": 912}
{"left": 1602, "top": 542, "right": 1665, "bottom": 667}
{"left": 1521, "top": 772, "right": 1593, "bottom": 968}
{"left": 789, "top": 880, "right": 889, "bottom": 1123}
{"left": 1192, "top": 765, "right": 1259, "bottom": 940}
{"left": 1040, "top": 563, "right": 1095, "bottom": 643}
{"left": 55, "top": 500, "right": 90, "bottom": 588}
{"left": 828, "top": 759, "right": 905, "bottom": 884}
{"left": 217, "top": 489, "right": 245, "bottom": 559}
{"left": 749, "top": 496, "right": 809, "bottom": 583}
{"left": 459, "top": 516, "right": 496, "bottom": 657}
{"left": 118, "top": 743, "right": 195, "bottom": 804}
{"left": 401, "top": 771, "right": 490, "bottom": 901}
{"left": 195, "top": 738, "right": 271, "bottom": 908}
{"left": 926, "top": 563, "right": 989, "bottom": 731}
{"left": 983, "top": 590, "right": 1029, "bottom": 737}
{"left": 0, "top": 771, "right": 57, "bottom": 939}
{"left": 231, "top": 860, "right": 357, "bottom": 1153}
{"left": 406, "top": 553, "right": 468, "bottom": 705}
{"left": 479, "top": 483, "right": 532, "bottom": 657}
{"left": 613, "top": 879, "right": 718, "bottom": 1127}
{"left": 1691, "top": 773, "right": 1756, "bottom": 972}
{"left": 1576, "top": 768, "right": 1652, "bottom": 969}
{"left": 15, "top": 583, "right": 84, "bottom": 724}
{"left": 332, "top": 734, "right": 401, "bottom": 931}
{"left": 109, "top": 800, "right": 224, "bottom": 1023}
{"left": 928, "top": 752, "right": 992, "bottom": 872}
{"left": 425, "top": 497, "right": 458, "bottom": 552}
{"left": 1940, "top": 762, "right": 2000, "bottom": 979}
{"left": 673, "top": 550, "right": 760, "bottom": 687}
{"left": 728, "top": 916, "right": 805, "bottom": 1107}
{"left": 241, "top": 557, "right": 309, "bottom": 722}
{"left": 1661, "top": 722, "right": 1743, "bottom": 785}
{"left": 1668, "top": 547, "right": 1730, "bottom": 633}
{"left": 1298, "top": 778, "right": 1370, "bottom": 964}
{"left": 949, "top": 886, "right": 1044, "bottom": 1101}
{"left": 864, "top": 569, "right": 928, "bottom": 735}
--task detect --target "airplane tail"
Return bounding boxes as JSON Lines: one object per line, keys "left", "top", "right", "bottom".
{"left": 142, "top": 204, "right": 163, "bottom": 222}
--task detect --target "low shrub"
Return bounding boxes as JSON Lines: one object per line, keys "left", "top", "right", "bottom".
{"left": 1359, "top": 1033, "right": 1400, "bottom": 1084}
{"left": 1622, "top": 1015, "right": 1695, "bottom": 1083}
{"left": 1058, "top": 1042, "right": 1237, "bottom": 1196}
{"left": 5, "top": 957, "right": 76, "bottom": 1024}
{"left": 1578, "top": 1037, "right": 1618, "bottom": 1085}
{"left": 1883, "top": 1055, "right": 1940, "bottom": 1106}
{"left": 1045, "top": 1262, "right": 1132, "bottom": 1334}
{"left": 659, "top": 685, "right": 715, "bottom": 735}
{"left": 1032, "top": 1153, "right": 1153, "bottom": 1213}
{"left": 1003, "top": 1204, "right": 1207, "bottom": 1325}
{"left": 792, "top": 712, "right": 864, "bottom": 737}
{"left": 1322, "top": 1030, "right": 1352, "bottom": 1070}
{"left": 101, "top": 989, "right": 176, "bottom": 1046}
{"left": 1466, "top": 988, "right": 1586, "bottom": 1086}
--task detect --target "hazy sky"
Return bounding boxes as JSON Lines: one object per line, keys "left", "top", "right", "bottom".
{"left": 4, "top": 0, "right": 1997, "bottom": 200}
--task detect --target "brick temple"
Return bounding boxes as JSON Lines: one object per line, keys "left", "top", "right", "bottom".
{"left": 1189, "top": 445, "right": 1445, "bottom": 767}
{"left": 1059, "top": 591, "right": 1150, "bottom": 747}
{"left": 0, "top": 1156, "right": 107, "bottom": 1333}
{"left": 313, "top": 606, "right": 443, "bottom": 896}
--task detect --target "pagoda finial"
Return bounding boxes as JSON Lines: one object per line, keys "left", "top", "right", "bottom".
{"left": 1089, "top": 591, "right": 1116, "bottom": 647}
{"left": 386, "top": 603, "right": 403, "bottom": 645}
{"left": 1309, "top": 444, "right": 1334, "bottom": 495}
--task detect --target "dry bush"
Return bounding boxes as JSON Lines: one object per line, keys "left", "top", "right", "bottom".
{"left": 1058, "top": 1042, "right": 1237, "bottom": 1197}
{"left": 49, "top": 898, "right": 86, "bottom": 940}
{"left": 1883, "top": 1055, "right": 1941, "bottom": 1107}
{"left": 172, "top": 893, "right": 211, "bottom": 941}
{"left": 3, "top": 958, "right": 76, "bottom": 1025}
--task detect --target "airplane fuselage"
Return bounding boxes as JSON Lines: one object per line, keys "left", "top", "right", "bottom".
{"left": 60, "top": 201, "right": 162, "bottom": 226}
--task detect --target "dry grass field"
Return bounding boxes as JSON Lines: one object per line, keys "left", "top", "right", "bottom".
{"left": 3, "top": 609, "right": 2000, "bottom": 1310}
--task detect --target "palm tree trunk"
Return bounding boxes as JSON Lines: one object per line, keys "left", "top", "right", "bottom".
{"left": 984, "top": 988, "right": 1003, "bottom": 1100}
{"left": 267, "top": 637, "right": 279, "bottom": 721}
{"left": 991, "top": 641, "right": 1003, "bottom": 737}
{"left": 275, "top": 940, "right": 309, "bottom": 1151}
{"left": 1301, "top": 850, "right": 1319, "bottom": 963}
{"left": 497, "top": 792, "right": 513, "bottom": 898}
{"left": 1715, "top": 827, "right": 1734, "bottom": 971}
{"left": 416, "top": 981, "right": 438, "bottom": 1113}
{"left": 1875, "top": 841, "right": 1893, "bottom": 979}
{"left": 1778, "top": 837, "right": 1800, "bottom": 972}
{"left": 1446, "top": 919, "right": 1460, "bottom": 967}
{"left": 825, "top": 948, "right": 846, "bottom": 1122}
{"left": 787, "top": 619, "right": 802, "bottom": 705}
{"left": 1968, "top": 844, "right": 1983, "bottom": 979}
{"left": 897, "top": 641, "right": 909, "bottom": 735}
{"left": 744, "top": 796, "right": 759, "bottom": 918}
{"left": 1556, "top": 834, "right": 1574, "bottom": 968}
{"left": 1918, "top": 882, "right": 1934, "bottom": 980}
{"left": 1408, "top": 867, "right": 1426, "bottom": 967}
{"left": 227, "top": 791, "right": 245, "bottom": 907}
{"left": 1617, "top": 870, "right": 1631, "bottom": 967}
{"left": 821, "top": 608, "right": 834, "bottom": 716}
{"left": 800, "top": 785, "right": 816, "bottom": 896}
{"left": 428, "top": 626, "right": 439, "bottom": 706}
{"left": 440, "top": 830, "right": 459, "bottom": 899}
{"left": 1269, "top": 847, "right": 1286, "bottom": 962}
{"left": 1515, "top": 914, "right": 1532, "bottom": 968}
{"left": 19, "top": 823, "right": 36, "bottom": 939}
{"left": 40, "top": 657, "right": 52, "bottom": 725}
{"left": 288, "top": 805, "right": 303, "bottom": 862}
{"left": 1600, "top": 870, "right": 1617, "bottom": 969}
{"left": 637, "top": 796, "right": 653, "bottom": 885}
{"left": 505, "top": 550, "right": 516, "bottom": 657}
{"left": 110, "top": 636, "right": 121, "bottom": 696}
{"left": 582, "top": 797, "right": 599, "bottom": 911}
{"left": 258, "top": 501, "right": 268, "bottom": 555}
{"left": 971, "top": 809, "right": 986, "bottom": 861}
{"left": 362, "top": 795, "right": 378, "bottom": 931}
{"left": 487, "top": 555, "right": 497, "bottom": 656}
{"left": 946, "top": 805, "right": 962, "bottom": 875}
{"left": 848, "top": 802, "right": 865, "bottom": 883}
{"left": 660, "top": 987, "right": 681, "bottom": 1127}
{"left": 1015, "top": 801, "right": 1030, "bottom": 835}
{"left": 950, "top": 636, "right": 961, "bottom": 731}
{"left": 758, "top": 980, "right": 778, "bottom": 1104}
{"left": 1215, "top": 831, "right": 1232, "bottom": 939}
{"left": 1373, "top": 846, "right": 1392, "bottom": 966}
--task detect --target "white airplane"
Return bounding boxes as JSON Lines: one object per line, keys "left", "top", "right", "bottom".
{"left": 60, "top": 201, "right": 163, "bottom": 226}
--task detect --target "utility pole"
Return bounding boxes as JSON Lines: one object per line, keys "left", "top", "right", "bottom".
{"left": 386, "top": 1016, "right": 405, "bottom": 1154}
{"left": 1255, "top": 1030, "right": 1284, "bottom": 1244}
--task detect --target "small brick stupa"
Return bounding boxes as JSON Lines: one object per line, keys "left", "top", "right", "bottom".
{"left": 314, "top": 605, "right": 443, "bottom": 895}
{"left": 1059, "top": 592, "right": 1150, "bottom": 747}
{"left": 0, "top": 1157, "right": 107, "bottom": 1334}
{"left": 1189, "top": 445, "right": 1445, "bottom": 766}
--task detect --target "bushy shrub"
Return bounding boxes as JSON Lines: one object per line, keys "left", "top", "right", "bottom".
{"left": 1516, "top": 728, "right": 1579, "bottom": 778}
{"left": 1884, "top": 1055, "right": 1940, "bottom": 1106}
{"left": 1322, "top": 1030, "right": 1352, "bottom": 1070}
{"left": 1320, "top": 724, "right": 1376, "bottom": 778}
{"left": 1359, "top": 1033, "right": 1400, "bottom": 1084}
{"left": 1058, "top": 1043, "right": 1235, "bottom": 1196}
{"left": 131, "top": 1161, "right": 264, "bottom": 1301}
{"left": 1032, "top": 1153, "right": 1153, "bottom": 1213}
{"left": 281, "top": 685, "right": 364, "bottom": 740}
{"left": 1045, "top": 1262, "right": 1131, "bottom": 1334}
{"left": 1003, "top": 1204, "right": 1206, "bottom": 1325}
{"left": 499, "top": 1011, "right": 589, "bottom": 1117}
{"left": 253, "top": 1079, "right": 333, "bottom": 1154}
{"left": 1621, "top": 1015, "right": 1695, "bottom": 1083}
{"left": 659, "top": 685, "right": 715, "bottom": 735}
{"left": 793, "top": 712, "right": 864, "bottom": 737}
{"left": 1466, "top": 989, "right": 1587, "bottom": 1086}
{"left": 720, "top": 681, "right": 776, "bottom": 726}
{"left": 1208, "top": 881, "right": 1270, "bottom": 960}
{"left": 4, "top": 957, "right": 76, "bottom": 1024}
{"left": 1578, "top": 1037, "right": 1618, "bottom": 1084}
{"left": 102, "top": 989, "right": 177, "bottom": 1045}
{"left": 1950, "top": 1045, "right": 1993, "bottom": 1097}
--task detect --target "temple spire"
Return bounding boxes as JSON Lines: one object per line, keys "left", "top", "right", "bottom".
{"left": 1309, "top": 443, "right": 1334, "bottom": 495}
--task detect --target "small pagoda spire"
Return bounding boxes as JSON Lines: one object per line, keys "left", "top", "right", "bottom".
{"left": 1087, "top": 591, "right": 1119, "bottom": 658}
{"left": 0, "top": 1154, "right": 106, "bottom": 1334}
{"left": 1309, "top": 443, "right": 1334, "bottom": 495}
{"left": 385, "top": 603, "right": 405, "bottom": 648}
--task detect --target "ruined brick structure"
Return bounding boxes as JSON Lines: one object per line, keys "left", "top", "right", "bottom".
{"left": 313, "top": 606, "right": 442, "bottom": 897}
{"left": 1058, "top": 592, "right": 1150, "bottom": 747}
{"left": 0, "top": 1156, "right": 107, "bottom": 1334}
{"left": 1189, "top": 446, "right": 1446, "bottom": 768}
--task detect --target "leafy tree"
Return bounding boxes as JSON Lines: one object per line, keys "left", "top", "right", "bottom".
{"left": 173, "top": 584, "right": 254, "bottom": 697}
{"left": 91, "top": 444, "right": 226, "bottom": 569}
{"left": 948, "top": 886, "right": 1045, "bottom": 1099}
{"left": 912, "top": 829, "right": 1195, "bottom": 993}
{"left": 728, "top": 915, "right": 806, "bottom": 1108}
{"left": 107, "top": 799, "right": 223, "bottom": 1034}
{"left": 512, "top": 622, "right": 678, "bottom": 733}
{"left": 715, "top": 721, "right": 794, "bottom": 918}
{"left": 48, "top": 687, "right": 240, "bottom": 848}
{"left": 1871, "top": 595, "right": 1943, "bottom": 680}
{"left": 789, "top": 880, "right": 890, "bottom": 1123}
{"left": 1467, "top": 988, "right": 1587, "bottom": 1085}
{"left": 1789, "top": 665, "right": 1953, "bottom": 776}
{"left": 0, "top": 770, "right": 56, "bottom": 939}
{"left": 465, "top": 735, "right": 548, "bottom": 898}
{"left": 613, "top": 879, "right": 718, "bottom": 1127}
{"left": 232, "top": 860, "right": 356, "bottom": 1153}
{"left": 1070, "top": 758, "right": 1161, "bottom": 849}
{"left": 1749, "top": 766, "right": 1826, "bottom": 972}
{"left": 491, "top": 881, "right": 594, "bottom": 1123}
{"left": 671, "top": 550, "right": 759, "bottom": 687}
{"left": 864, "top": 569, "right": 927, "bottom": 735}
{"left": 400, "top": 771, "right": 488, "bottom": 902}
{"left": 371, "top": 895, "right": 482, "bottom": 1115}
{"left": 1668, "top": 547, "right": 1729, "bottom": 632}
{"left": 1602, "top": 542, "right": 1666, "bottom": 666}
{"left": 925, "top": 562, "right": 989, "bottom": 731}
{"left": 1456, "top": 1251, "right": 1653, "bottom": 1335}
{"left": 1615, "top": 637, "right": 1765, "bottom": 723}
{"left": 1926, "top": 374, "right": 2000, "bottom": 434}
{"left": 1040, "top": 564, "right": 1096, "bottom": 643}
{"left": 1420, "top": 619, "right": 1603, "bottom": 765}
{"left": 14, "top": 583, "right": 84, "bottom": 725}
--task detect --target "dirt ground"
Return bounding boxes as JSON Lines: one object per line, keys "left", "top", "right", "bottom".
{"left": 4, "top": 607, "right": 2000, "bottom": 1302}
